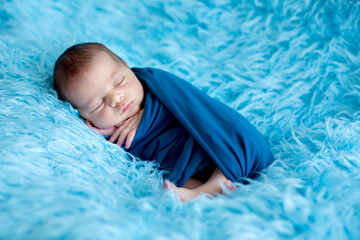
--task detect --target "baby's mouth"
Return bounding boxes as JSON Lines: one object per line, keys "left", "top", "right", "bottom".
{"left": 122, "top": 100, "right": 134, "bottom": 113}
{"left": 115, "top": 100, "right": 135, "bottom": 128}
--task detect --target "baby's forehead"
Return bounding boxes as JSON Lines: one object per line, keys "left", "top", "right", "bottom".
{"left": 90, "top": 50, "right": 121, "bottom": 67}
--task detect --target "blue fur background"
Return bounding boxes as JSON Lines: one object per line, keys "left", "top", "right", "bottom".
{"left": 1, "top": 0, "right": 359, "bottom": 239}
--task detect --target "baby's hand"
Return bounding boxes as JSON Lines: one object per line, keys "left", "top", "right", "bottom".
{"left": 108, "top": 109, "right": 144, "bottom": 149}
{"left": 85, "top": 109, "right": 143, "bottom": 149}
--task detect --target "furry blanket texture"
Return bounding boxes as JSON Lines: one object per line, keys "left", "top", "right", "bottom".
{"left": 1, "top": 0, "right": 359, "bottom": 239}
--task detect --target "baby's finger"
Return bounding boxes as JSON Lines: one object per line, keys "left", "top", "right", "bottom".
{"left": 85, "top": 120, "right": 101, "bottom": 134}
{"left": 116, "top": 129, "right": 130, "bottom": 148}
{"left": 85, "top": 120, "right": 95, "bottom": 129}
{"left": 124, "top": 129, "right": 136, "bottom": 149}
{"left": 108, "top": 127, "right": 122, "bottom": 143}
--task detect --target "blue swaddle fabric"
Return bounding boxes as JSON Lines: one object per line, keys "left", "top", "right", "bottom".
{"left": 126, "top": 75, "right": 215, "bottom": 187}
{"left": 130, "top": 67, "right": 274, "bottom": 186}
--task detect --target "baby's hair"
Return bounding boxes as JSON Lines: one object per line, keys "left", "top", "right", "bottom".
{"left": 53, "top": 42, "right": 125, "bottom": 100}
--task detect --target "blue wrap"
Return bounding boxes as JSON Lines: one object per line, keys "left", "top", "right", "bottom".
{"left": 125, "top": 67, "right": 274, "bottom": 186}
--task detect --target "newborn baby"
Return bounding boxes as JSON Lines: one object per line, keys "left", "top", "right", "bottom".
{"left": 53, "top": 42, "right": 274, "bottom": 202}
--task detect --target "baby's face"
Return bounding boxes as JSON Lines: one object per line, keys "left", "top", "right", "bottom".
{"left": 62, "top": 51, "right": 144, "bottom": 129}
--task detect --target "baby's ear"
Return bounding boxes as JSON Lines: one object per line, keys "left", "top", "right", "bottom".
{"left": 123, "top": 61, "right": 129, "bottom": 67}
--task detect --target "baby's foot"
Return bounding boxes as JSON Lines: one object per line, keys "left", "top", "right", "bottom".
{"left": 164, "top": 180, "right": 200, "bottom": 202}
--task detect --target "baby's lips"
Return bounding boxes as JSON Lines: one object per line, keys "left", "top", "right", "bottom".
{"left": 122, "top": 100, "right": 134, "bottom": 113}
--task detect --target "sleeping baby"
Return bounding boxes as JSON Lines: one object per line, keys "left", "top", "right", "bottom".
{"left": 53, "top": 42, "right": 274, "bottom": 202}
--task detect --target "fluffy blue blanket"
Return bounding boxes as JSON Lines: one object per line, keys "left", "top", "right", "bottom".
{"left": 1, "top": 0, "right": 359, "bottom": 239}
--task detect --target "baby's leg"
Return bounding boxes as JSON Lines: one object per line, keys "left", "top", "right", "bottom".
{"left": 192, "top": 167, "right": 236, "bottom": 195}
{"left": 164, "top": 167, "right": 236, "bottom": 202}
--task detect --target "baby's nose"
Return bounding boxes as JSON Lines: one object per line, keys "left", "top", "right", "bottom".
{"left": 109, "top": 93, "right": 123, "bottom": 107}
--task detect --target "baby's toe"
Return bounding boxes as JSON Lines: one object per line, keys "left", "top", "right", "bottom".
{"left": 164, "top": 180, "right": 177, "bottom": 191}
{"left": 225, "top": 180, "right": 237, "bottom": 190}
{"left": 163, "top": 180, "right": 170, "bottom": 189}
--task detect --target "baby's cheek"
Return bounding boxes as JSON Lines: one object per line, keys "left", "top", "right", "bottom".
{"left": 92, "top": 118, "right": 110, "bottom": 129}
{"left": 91, "top": 113, "right": 117, "bottom": 129}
